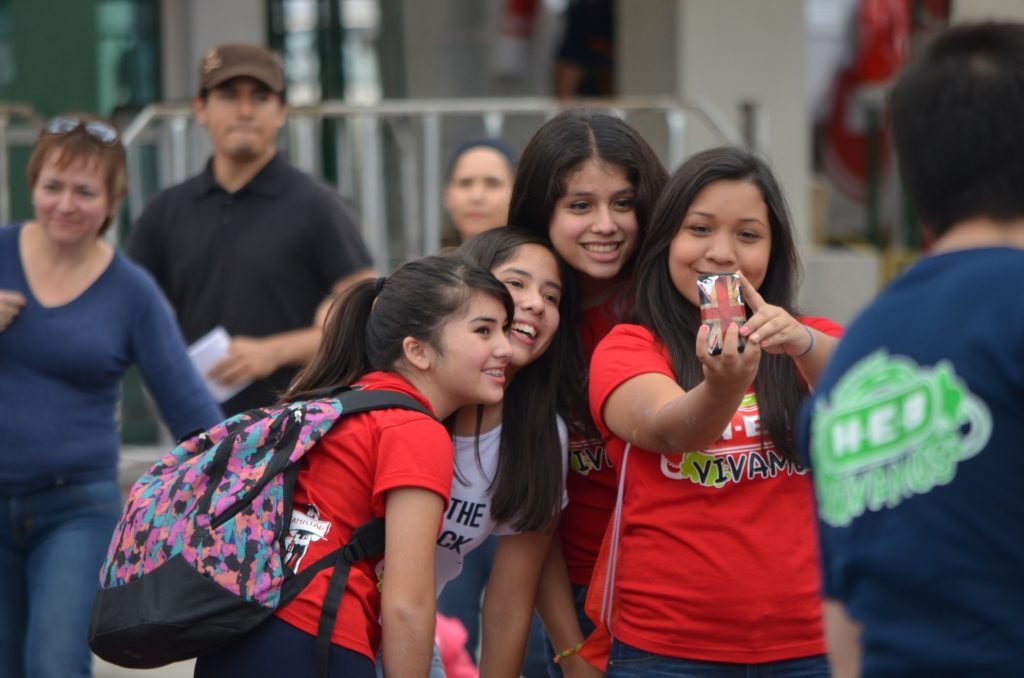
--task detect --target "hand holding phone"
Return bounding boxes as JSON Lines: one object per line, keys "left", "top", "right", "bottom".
{"left": 697, "top": 273, "right": 747, "bottom": 355}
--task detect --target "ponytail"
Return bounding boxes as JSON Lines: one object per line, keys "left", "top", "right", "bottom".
{"left": 286, "top": 278, "right": 378, "bottom": 400}
{"left": 285, "top": 255, "right": 512, "bottom": 402}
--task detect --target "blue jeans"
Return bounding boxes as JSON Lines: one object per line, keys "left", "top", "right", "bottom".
{"left": 543, "top": 583, "right": 594, "bottom": 678}
{"left": 0, "top": 479, "right": 121, "bottom": 678}
{"left": 606, "top": 640, "right": 830, "bottom": 677}
{"left": 437, "top": 534, "right": 497, "bottom": 659}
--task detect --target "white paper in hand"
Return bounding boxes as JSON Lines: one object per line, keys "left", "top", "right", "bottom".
{"left": 187, "top": 326, "right": 252, "bottom": 403}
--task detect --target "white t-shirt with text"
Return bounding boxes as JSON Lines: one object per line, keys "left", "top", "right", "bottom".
{"left": 434, "top": 417, "right": 569, "bottom": 595}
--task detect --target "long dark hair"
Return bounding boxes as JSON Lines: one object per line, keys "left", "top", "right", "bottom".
{"left": 286, "top": 254, "right": 513, "bottom": 401}
{"left": 632, "top": 146, "right": 805, "bottom": 462}
{"left": 509, "top": 110, "right": 668, "bottom": 280}
{"left": 457, "top": 227, "right": 573, "bottom": 531}
{"left": 507, "top": 110, "right": 669, "bottom": 437}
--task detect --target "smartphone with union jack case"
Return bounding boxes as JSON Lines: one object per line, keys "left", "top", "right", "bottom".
{"left": 697, "top": 273, "right": 746, "bottom": 355}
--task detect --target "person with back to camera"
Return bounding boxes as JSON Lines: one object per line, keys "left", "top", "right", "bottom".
{"left": 802, "top": 22, "right": 1024, "bottom": 677}
{"left": 195, "top": 254, "right": 514, "bottom": 677}
{"left": 443, "top": 139, "right": 517, "bottom": 244}
{"left": 506, "top": 109, "right": 668, "bottom": 677}
{"left": 128, "top": 43, "right": 375, "bottom": 416}
{"left": 588, "top": 146, "right": 842, "bottom": 675}
{"left": 0, "top": 113, "right": 222, "bottom": 678}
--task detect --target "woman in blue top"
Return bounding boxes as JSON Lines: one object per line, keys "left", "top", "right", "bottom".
{"left": 0, "top": 113, "right": 223, "bottom": 678}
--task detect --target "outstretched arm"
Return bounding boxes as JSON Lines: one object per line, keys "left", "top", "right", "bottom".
{"left": 602, "top": 322, "right": 761, "bottom": 453}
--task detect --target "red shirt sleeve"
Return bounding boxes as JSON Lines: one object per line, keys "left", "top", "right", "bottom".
{"left": 800, "top": 315, "right": 845, "bottom": 338}
{"left": 589, "top": 324, "right": 675, "bottom": 442}
{"left": 371, "top": 416, "right": 454, "bottom": 514}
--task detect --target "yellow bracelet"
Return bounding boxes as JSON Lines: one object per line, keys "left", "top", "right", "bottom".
{"left": 552, "top": 642, "right": 583, "bottom": 664}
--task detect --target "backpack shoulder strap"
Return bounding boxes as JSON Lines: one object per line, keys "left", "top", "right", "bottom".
{"left": 331, "top": 388, "right": 438, "bottom": 422}
{"left": 283, "top": 388, "right": 437, "bottom": 677}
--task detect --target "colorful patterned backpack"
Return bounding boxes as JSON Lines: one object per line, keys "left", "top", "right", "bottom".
{"left": 88, "top": 388, "right": 434, "bottom": 673}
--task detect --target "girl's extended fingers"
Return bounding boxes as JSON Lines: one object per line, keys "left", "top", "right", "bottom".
{"left": 756, "top": 321, "right": 791, "bottom": 349}
{"left": 722, "top": 321, "right": 744, "bottom": 355}
{"left": 736, "top": 270, "right": 765, "bottom": 312}
{"left": 740, "top": 310, "right": 766, "bottom": 338}
{"left": 696, "top": 322, "right": 713, "bottom": 363}
{"left": 741, "top": 305, "right": 785, "bottom": 340}
{"left": 747, "top": 314, "right": 785, "bottom": 345}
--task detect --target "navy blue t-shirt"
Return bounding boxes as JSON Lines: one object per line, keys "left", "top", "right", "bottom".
{"left": 800, "top": 247, "right": 1024, "bottom": 676}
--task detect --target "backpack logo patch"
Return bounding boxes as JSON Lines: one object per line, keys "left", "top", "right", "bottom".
{"left": 811, "top": 350, "right": 992, "bottom": 527}
{"left": 284, "top": 504, "right": 331, "bottom": 571}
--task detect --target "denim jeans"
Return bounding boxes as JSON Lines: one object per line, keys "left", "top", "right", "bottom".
{"left": 437, "top": 534, "right": 549, "bottom": 676}
{"left": 606, "top": 640, "right": 830, "bottom": 678}
{"left": 0, "top": 479, "right": 121, "bottom": 678}
{"left": 543, "top": 583, "right": 595, "bottom": 678}
{"left": 437, "top": 534, "right": 498, "bottom": 659}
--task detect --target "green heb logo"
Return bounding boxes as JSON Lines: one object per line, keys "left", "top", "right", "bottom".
{"left": 811, "top": 351, "right": 991, "bottom": 526}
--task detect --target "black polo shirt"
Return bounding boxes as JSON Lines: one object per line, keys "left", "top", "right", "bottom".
{"left": 128, "top": 152, "right": 372, "bottom": 414}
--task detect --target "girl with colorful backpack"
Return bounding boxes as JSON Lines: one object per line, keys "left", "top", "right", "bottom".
{"left": 195, "top": 254, "right": 514, "bottom": 677}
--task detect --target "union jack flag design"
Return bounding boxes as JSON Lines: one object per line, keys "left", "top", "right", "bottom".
{"left": 698, "top": 273, "right": 746, "bottom": 355}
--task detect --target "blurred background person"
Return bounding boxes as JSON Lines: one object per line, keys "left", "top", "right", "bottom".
{"left": 553, "top": 0, "right": 616, "bottom": 98}
{"left": 443, "top": 139, "right": 517, "bottom": 245}
{"left": 128, "top": 43, "right": 375, "bottom": 416}
{"left": 0, "top": 113, "right": 222, "bottom": 678}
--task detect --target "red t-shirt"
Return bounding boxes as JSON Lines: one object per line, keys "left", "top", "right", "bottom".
{"left": 588, "top": 319, "right": 841, "bottom": 662}
{"left": 561, "top": 294, "right": 622, "bottom": 584}
{"left": 274, "top": 371, "right": 454, "bottom": 660}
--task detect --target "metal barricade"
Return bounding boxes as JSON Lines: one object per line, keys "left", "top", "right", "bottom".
{"left": 11, "top": 97, "right": 741, "bottom": 269}
{"left": 0, "top": 103, "right": 45, "bottom": 225}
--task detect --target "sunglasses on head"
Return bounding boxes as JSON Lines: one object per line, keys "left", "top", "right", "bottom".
{"left": 45, "top": 115, "right": 119, "bottom": 145}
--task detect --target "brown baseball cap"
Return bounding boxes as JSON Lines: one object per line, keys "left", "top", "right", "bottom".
{"left": 198, "top": 43, "right": 285, "bottom": 95}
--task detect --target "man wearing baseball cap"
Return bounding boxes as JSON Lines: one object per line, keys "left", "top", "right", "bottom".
{"left": 129, "top": 43, "right": 375, "bottom": 415}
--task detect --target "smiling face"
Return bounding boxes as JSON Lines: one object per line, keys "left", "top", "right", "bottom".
{"left": 444, "top": 147, "right": 514, "bottom": 241}
{"left": 193, "top": 77, "right": 286, "bottom": 165}
{"left": 490, "top": 243, "right": 562, "bottom": 376}
{"left": 32, "top": 151, "right": 113, "bottom": 246}
{"left": 429, "top": 291, "right": 513, "bottom": 410}
{"left": 668, "top": 179, "right": 772, "bottom": 307}
{"left": 548, "top": 158, "right": 638, "bottom": 298}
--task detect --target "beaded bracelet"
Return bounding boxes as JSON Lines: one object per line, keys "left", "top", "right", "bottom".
{"left": 552, "top": 642, "right": 583, "bottom": 664}
{"left": 796, "top": 325, "right": 815, "bottom": 357}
